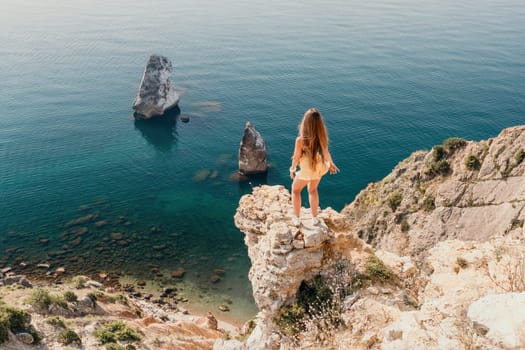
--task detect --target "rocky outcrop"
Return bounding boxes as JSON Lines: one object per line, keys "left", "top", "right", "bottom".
{"left": 132, "top": 55, "right": 180, "bottom": 119}
{"left": 238, "top": 122, "right": 268, "bottom": 175}
{"left": 231, "top": 185, "right": 402, "bottom": 349}
{"left": 229, "top": 181, "right": 525, "bottom": 349}
{"left": 235, "top": 186, "right": 370, "bottom": 313}
{"left": 342, "top": 125, "right": 525, "bottom": 258}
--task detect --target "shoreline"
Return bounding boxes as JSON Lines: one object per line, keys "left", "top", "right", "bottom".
{"left": 2, "top": 263, "right": 255, "bottom": 327}
{"left": 0, "top": 271, "right": 244, "bottom": 349}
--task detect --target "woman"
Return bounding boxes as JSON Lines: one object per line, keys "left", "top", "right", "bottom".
{"left": 290, "top": 108, "right": 339, "bottom": 226}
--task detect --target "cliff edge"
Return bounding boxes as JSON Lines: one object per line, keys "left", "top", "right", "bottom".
{"left": 342, "top": 125, "right": 525, "bottom": 258}
{"left": 223, "top": 125, "right": 525, "bottom": 350}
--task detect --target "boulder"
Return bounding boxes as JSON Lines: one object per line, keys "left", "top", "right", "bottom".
{"left": 132, "top": 55, "right": 180, "bottom": 119}
{"left": 3, "top": 275, "right": 33, "bottom": 288}
{"left": 15, "top": 332, "right": 34, "bottom": 344}
{"left": 468, "top": 292, "right": 525, "bottom": 349}
{"left": 238, "top": 122, "right": 268, "bottom": 175}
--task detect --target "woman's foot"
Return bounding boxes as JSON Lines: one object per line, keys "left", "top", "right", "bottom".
{"left": 292, "top": 216, "right": 301, "bottom": 227}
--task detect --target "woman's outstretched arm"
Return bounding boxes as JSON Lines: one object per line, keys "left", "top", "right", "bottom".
{"left": 322, "top": 146, "right": 340, "bottom": 174}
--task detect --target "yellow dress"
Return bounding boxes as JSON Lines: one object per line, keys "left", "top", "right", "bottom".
{"left": 295, "top": 153, "right": 330, "bottom": 181}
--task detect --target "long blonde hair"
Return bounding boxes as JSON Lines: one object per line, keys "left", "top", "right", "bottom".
{"left": 299, "top": 108, "right": 329, "bottom": 169}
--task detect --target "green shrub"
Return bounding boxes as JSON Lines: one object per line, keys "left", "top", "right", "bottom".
{"left": 87, "top": 292, "right": 98, "bottom": 302}
{"left": 465, "top": 154, "right": 481, "bottom": 170}
{"left": 427, "top": 159, "right": 451, "bottom": 176}
{"left": 515, "top": 149, "right": 525, "bottom": 165}
{"left": 443, "top": 137, "right": 467, "bottom": 151}
{"left": 0, "top": 305, "right": 31, "bottom": 343}
{"left": 432, "top": 145, "right": 445, "bottom": 161}
{"left": 296, "top": 276, "right": 333, "bottom": 315}
{"left": 423, "top": 196, "right": 436, "bottom": 211}
{"left": 0, "top": 317, "right": 7, "bottom": 344}
{"left": 274, "top": 304, "right": 305, "bottom": 336}
{"left": 45, "top": 316, "right": 66, "bottom": 329}
{"left": 50, "top": 294, "right": 68, "bottom": 309}
{"left": 365, "top": 255, "right": 394, "bottom": 283}
{"left": 388, "top": 192, "right": 403, "bottom": 211}
{"left": 274, "top": 263, "right": 352, "bottom": 338}
{"left": 71, "top": 276, "right": 87, "bottom": 289}
{"left": 63, "top": 291, "right": 78, "bottom": 303}
{"left": 57, "top": 329, "right": 81, "bottom": 345}
{"left": 94, "top": 321, "right": 142, "bottom": 344}
{"left": 94, "top": 328, "right": 116, "bottom": 344}
{"left": 26, "top": 289, "right": 52, "bottom": 312}
{"left": 400, "top": 218, "right": 409, "bottom": 232}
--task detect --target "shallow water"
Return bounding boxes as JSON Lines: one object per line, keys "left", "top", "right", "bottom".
{"left": 1, "top": 0, "right": 525, "bottom": 322}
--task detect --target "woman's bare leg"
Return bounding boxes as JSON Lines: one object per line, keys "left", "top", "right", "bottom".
{"left": 307, "top": 179, "right": 321, "bottom": 217}
{"left": 292, "top": 178, "right": 308, "bottom": 218}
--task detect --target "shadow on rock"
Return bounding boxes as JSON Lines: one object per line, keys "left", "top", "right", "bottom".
{"left": 134, "top": 106, "right": 180, "bottom": 152}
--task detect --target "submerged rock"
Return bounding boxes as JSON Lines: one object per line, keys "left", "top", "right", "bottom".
{"left": 132, "top": 55, "right": 180, "bottom": 119}
{"left": 238, "top": 122, "right": 268, "bottom": 175}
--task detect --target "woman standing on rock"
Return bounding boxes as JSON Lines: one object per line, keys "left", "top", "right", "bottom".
{"left": 290, "top": 108, "right": 339, "bottom": 226}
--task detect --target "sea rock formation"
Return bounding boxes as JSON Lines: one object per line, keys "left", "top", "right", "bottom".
{"left": 342, "top": 125, "right": 525, "bottom": 259}
{"left": 227, "top": 184, "right": 525, "bottom": 350}
{"left": 238, "top": 122, "right": 268, "bottom": 175}
{"left": 132, "top": 55, "right": 180, "bottom": 119}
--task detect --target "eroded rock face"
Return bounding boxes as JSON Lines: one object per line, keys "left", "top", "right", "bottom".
{"left": 235, "top": 185, "right": 370, "bottom": 314}
{"left": 342, "top": 125, "right": 525, "bottom": 258}
{"left": 230, "top": 184, "right": 525, "bottom": 350}
{"left": 238, "top": 122, "right": 268, "bottom": 175}
{"left": 132, "top": 55, "right": 180, "bottom": 119}
{"left": 233, "top": 185, "right": 376, "bottom": 349}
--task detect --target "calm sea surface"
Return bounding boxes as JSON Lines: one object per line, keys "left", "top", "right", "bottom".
{"left": 1, "top": 0, "right": 524, "bottom": 322}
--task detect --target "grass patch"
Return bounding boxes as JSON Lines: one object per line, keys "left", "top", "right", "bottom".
{"left": 274, "top": 261, "right": 354, "bottom": 342}
{"left": 423, "top": 196, "right": 436, "bottom": 211}
{"left": 26, "top": 289, "right": 52, "bottom": 312}
{"left": 57, "top": 329, "right": 81, "bottom": 345}
{"left": 515, "top": 149, "right": 525, "bottom": 165}
{"left": 388, "top": 192, "right": 403, "bottom": 212}
{"left": 427, "top": 159, "right": 451, "bottom": 177}
{"left": 443, "top": 137, "right": 467, "bottom": 151}
{"left": 71, "top": 276, "right": 87, "bottom": 289}
{"left": 464, "top": 154, "right": 481, "bottom": 170}
{"left": 364, "top": 255, "right": 395, "bottom": 284}
{"left": 275, "top": 304, "right": 306, "bottom": 336}
{"left": 45, "top": 316, "right": 66, "bottom": 329}
{"left": 94, "top": 321, "right": 142, "bottom": 344}
{"left": 26, "top": 288, "right": 68, "bottom": 312}
{"left": 432, "top": 145, "right": 446, "bottom": 161}
{"left": 400, "top": 218, "right": 409, "bottom": 232}
{"left": 63, "top": 291, "right": 78, "bottom": 303}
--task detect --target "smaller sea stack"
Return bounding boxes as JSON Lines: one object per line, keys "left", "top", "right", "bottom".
{"left": 238, "top": 122, "right": 268, "bottom": 175}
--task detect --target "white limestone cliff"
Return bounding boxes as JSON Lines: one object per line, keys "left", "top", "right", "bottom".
{"left": 220, "top": 125, "right": 525, "bottom": 350}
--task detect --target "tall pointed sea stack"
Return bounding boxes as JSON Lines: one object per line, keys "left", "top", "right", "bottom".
{"left": 132, "top": 55, "right": 180, "bottom": 120}
{"left": 238, "top": 122, "right": 268, "bottom": 175}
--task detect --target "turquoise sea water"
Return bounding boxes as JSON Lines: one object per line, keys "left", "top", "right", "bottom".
{"left": 1, "top": 0, "right": 525, "bottom": 322}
